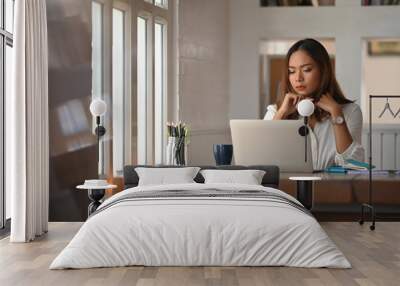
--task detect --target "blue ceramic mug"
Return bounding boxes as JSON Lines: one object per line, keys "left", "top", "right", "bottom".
{"left": 213, "top": 144, "right": 233, "bottom": 166}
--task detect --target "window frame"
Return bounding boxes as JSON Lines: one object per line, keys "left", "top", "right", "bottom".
{"left": 137, "top": 12, "right": 153, "bottom": 164}
{"left": 155, "top": 0, "right": 168, "bottom": 9}
{"left": 91, "top": 0, "right": 175, "bottom": 177}
{"left": 153, "top": 17, "right": 168, "bottom": 165}
{"left": 92, "top": 0, "right": 114, "bottom": 177}
{"left": 91, "top": 0, "right": 104, "bottom": 102}
{"left": 136, "top": 0, "right": 170, "bottom": 165}
{"left": 112, "top": 1, "right": 131, "bottom": 176}
{"left": 1, "top": 0, "right": 14, "bottom": 229}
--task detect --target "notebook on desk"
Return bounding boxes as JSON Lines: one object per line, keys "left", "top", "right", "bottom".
{"left": 230, "top": 120, "right": 314, "bottom": 172}
{"left": 325, "top": 159, "right": 376, "bottom": 174}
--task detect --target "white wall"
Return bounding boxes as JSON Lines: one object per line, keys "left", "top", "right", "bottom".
{"left": 179, "top": 0, "right": 230, "bottom": 165}
{"left": 362, "top": 52, "right": 400, "bottom": 169}
{"left": 229, "top": 0, "right": 400, "bottom": 119}
{"left": 364, "top": 55, "right": 400, "bottom": 124}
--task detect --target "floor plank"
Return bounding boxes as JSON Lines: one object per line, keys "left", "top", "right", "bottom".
{"left": 0, "top": 222, "right": 399, "bottom": 286}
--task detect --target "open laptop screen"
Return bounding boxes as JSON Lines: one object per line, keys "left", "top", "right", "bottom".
{"left": 230, "top": 120, "right": 313, "bottom": 173}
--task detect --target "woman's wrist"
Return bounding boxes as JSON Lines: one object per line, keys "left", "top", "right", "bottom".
{"left": 330, "top": 105, "right": 343, "bottom": 118}
{"left": 274, "top": 109, "right": 286, "bottom": 119}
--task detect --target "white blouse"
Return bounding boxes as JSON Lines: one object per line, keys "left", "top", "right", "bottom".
{"left": 263, "top": 103, "right": 365, "bottom": 170}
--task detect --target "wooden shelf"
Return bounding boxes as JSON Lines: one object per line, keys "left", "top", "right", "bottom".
{"left": 260, "top": 0, "right": 335, "bottom": 7}
{"left": 362, "top": 0, "right": 400, "bottom": 5}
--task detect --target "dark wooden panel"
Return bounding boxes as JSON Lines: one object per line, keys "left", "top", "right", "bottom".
{"left": 47, "top": 0, "right": 96, "bottom": 221}
{"left": 280, "top": 177, "right": 400, "bottom": 221}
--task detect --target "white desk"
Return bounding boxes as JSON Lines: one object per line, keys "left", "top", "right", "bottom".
{"left": 281, "top": 172, "right": 400, "bottom": 213}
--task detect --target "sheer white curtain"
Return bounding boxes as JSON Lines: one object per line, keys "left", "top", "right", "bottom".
{"left": 8, "top": 0, "right": 49, "bottom": 242}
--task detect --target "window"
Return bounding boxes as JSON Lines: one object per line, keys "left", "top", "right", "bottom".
{"left": 155, "top": 0, "right": 168, "bottom": 9}
{"left": 137, "top": 16, "right": 148, "bottom": 164}
{"left": 92, "top": 1, "right": 103, "bottom": 100}
{"left": 136, "top": 0, "right": 169, "bottom": 165}
{"left": 91, "top": 1, "right": 105, "bottom": 175}
{"left": 154, "top": 21, "right": 167, "bottom": 164}
{"left": 1, "top": 0, "right": 14, "bottom": 229}
{"left": 144, "top": 0, "right": 168, "bottom": 9}
{"left": 112, "top": 8, "right": 124, "bottom": 176}
{"left": 91, "top": 0, "right": 171, "bottom": 175}
{"left": 112, "top": 4, "right": 131, "bottom": 177}
{"left": 0, "top": 37, "right": 3, "bottom": 229}
{"left": 5, "top": 0, "right": 13, "bottom": 33}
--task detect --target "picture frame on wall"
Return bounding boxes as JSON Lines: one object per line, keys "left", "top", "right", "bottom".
{"left": 368, "top": 41, "right": 400, "bottom": 56}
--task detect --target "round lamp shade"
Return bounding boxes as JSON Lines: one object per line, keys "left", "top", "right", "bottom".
{"left": 90, "top": 99, "right": 107, "bottom": 116}
{"left": 297, "top": 99, "right": 314, "bottom": 117}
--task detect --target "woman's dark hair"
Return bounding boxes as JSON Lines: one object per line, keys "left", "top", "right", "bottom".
{"left": 276, "top": 38, "right": 353, "bottom": 121}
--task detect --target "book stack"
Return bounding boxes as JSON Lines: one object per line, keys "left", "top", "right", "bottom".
{"left": 363, "top": 0, "right": 400, "bottom": 5}
{"left": 325, "top": 159, "right": 377, "bottom": 174}
{"left": 260, "top": 0, "right": 334, "bottom": 6}
{"left": 325, "top": 159, "right": 400, "bottom": 175}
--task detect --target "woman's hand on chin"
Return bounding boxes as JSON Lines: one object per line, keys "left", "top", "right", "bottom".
{"left": 275, "top": 93, "right": 303, "bottom": 119}
{"left": 315, "top": 93, "right": 342, "bottom": 116}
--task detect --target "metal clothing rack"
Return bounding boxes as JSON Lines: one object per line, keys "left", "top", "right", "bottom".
{"left": 359, "top": 95, "right": 400, "bottom": 231}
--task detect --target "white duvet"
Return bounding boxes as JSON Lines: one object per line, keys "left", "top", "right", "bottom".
{"left": 50, "top": 183, "right": 351, "bottom": 269}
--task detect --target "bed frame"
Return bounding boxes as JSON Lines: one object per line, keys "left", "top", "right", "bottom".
{"left": 123, "top": 165, "right": 280, "bottom": 189}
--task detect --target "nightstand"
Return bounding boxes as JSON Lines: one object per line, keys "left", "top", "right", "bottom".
{"left": 77, "top": 180, "right": 117, "bottom": 216}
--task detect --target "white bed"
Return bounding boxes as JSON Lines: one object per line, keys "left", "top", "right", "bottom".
{"left": 50, "top": 183, "right": 350, "bottom": 269}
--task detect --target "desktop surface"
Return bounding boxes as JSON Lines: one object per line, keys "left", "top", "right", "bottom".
{"left": 281, "top": 171, "right": 400, "bottom": 181}
{"left": 280, "top": 171, "right": 400, "bottom": 221}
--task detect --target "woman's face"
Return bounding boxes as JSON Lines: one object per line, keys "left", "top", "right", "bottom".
{"left": 288, "top": 50, "right": 321, "bottom": 97}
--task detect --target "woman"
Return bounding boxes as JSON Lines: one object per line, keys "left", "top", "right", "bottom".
{"left": 264, "top": 38, "right": 364, "bottom": 170}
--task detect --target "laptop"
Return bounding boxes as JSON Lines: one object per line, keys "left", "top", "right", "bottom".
{"left": 230, "top": 119, "right": 313, "bottom": 172}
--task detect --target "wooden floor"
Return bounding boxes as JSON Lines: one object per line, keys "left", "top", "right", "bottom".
{"left": 0, "top": 222, "right": 399, "bottom": 286}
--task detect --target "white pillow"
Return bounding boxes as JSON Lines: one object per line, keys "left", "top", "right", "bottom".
{"left": 135, "top": 167, "right": 201, "bottom": 186}
{"left": 200, "top": 169, "right": 266, "bottom": 185}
